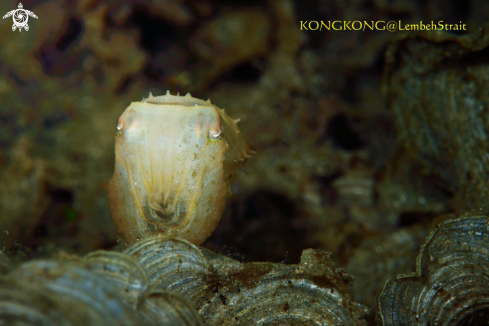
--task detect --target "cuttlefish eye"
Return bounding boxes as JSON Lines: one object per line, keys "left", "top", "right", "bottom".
{"left": 209, "top": 129, "right": 222, "bottom": 141}
{"left": 193, "top": 111, "right": 222, "bottom": 140}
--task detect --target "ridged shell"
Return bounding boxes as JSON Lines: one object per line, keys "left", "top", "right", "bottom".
{"left": 141, "top": 289, "right": 204, "bottom": 326}
{"left": 0, "top": 251, "right": 203, "bottom": 326}
{"left": 379, "top": 215, "right": 489, "bottom": 325}
{"left": 84, "top": 250, "right": 149, "bottom": 308}
{"left": 126, "top": 236, "right": 368, "bottom": 325}
{"left": 124, "top": 236, "right": 210, "bottom": 304}
{"left": 383, "top": 28, "right": 489, "bottom": 210}
{"left": 5, "top": 258, "right": 143, "bottom": 325}
{"left": 108, "top": 92, "right": 253, "bottom": 246}
{"left": 0, "top": 278, "right": 77, "bottom": 326}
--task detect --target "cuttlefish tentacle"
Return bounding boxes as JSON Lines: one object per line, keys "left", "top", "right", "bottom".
{"left": 108, "top": 92, "right": 252, "bottom": 245}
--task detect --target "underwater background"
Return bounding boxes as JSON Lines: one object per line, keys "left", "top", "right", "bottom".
{"left": 1, "top": 0, "right": 488, "bottom": 314}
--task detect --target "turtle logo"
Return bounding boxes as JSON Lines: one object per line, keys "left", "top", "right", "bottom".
{"left": 2, "top": 3, "right": 38, "bottom": 32}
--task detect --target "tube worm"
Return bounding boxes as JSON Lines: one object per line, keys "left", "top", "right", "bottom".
{"left": 108, "top": 92, "right": 252, "bottom": 245}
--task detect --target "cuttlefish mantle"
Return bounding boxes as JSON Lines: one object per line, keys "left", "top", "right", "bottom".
{"left": 108, "top": 92, "right": 253, "bottom": 245}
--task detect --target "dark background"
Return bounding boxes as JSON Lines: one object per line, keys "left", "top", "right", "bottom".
{"left": 0, "top": 0, "right": 486, "bottom": 307}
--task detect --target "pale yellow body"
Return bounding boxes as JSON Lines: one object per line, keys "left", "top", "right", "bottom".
{"left": 108, "top": 93, "right": 252, "bottom": 245}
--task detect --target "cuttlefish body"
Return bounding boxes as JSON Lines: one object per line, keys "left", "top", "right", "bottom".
{"left": 108, "top": 92, "right": 252, "bottom": 245}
